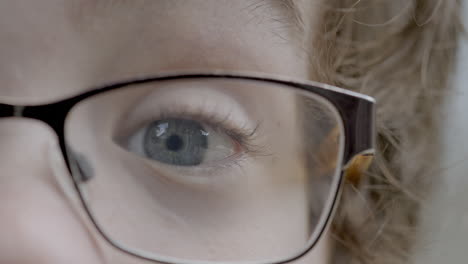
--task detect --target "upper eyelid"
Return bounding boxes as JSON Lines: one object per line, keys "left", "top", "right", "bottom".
{"left": 109, "top": 86, "right": 264, "bottom": 156}
{"left": 114, "top": 85, "right": 259, "bottom": 138}
{"left": 123, "top": 107, "right": 264, "bottom": 156}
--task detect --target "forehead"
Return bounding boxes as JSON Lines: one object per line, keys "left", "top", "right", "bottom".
{"left": 0, "top": 0, "right": 314, "bottom": 102}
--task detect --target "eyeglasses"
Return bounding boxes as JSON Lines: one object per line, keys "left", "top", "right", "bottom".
{"left": 0, "top": 72, "right": 375, "bottom": 264}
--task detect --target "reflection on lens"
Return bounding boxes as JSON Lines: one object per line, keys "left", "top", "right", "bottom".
{"left": 65, "top": 77, "right": 344, "bottom": 263}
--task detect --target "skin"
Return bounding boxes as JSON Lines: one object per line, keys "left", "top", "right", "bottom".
{"left": 0, "top": 0, "right": 332, "bottom": 263}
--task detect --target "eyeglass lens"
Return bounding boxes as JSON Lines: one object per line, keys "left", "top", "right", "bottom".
{"left": 64, "top": 78, "right": 344, "bottom": 263}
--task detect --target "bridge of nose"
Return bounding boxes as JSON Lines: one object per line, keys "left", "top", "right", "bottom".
{"left": 0, "top": 118, "right": 104, "bottom": 264}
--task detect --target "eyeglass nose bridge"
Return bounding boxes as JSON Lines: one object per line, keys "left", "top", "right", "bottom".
{"left": 0, "top": 104, "right": 14, "bottom": 117}
{"left": 0, "top": 100, "right": 80, "bottom": 174}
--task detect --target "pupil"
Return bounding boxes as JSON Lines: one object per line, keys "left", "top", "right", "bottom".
{"left": 166, "top": 134, "right": 184, "bottom": 151}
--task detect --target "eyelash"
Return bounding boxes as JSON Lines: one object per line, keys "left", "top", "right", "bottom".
{"left": 154, "top": 106, "right": 265, "bottom": 159}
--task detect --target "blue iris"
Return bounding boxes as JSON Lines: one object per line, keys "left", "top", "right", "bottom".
{"left": 143, "top": 118, "right": 208, "bottom": 166}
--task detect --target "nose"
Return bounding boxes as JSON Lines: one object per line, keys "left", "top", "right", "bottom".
{"left": 0, "top": 118, "right": 104, "bottom": 264}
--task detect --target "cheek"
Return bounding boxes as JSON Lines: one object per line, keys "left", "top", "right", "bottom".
{"left": 71, "top": 151, "right": 311, "bottom": 261}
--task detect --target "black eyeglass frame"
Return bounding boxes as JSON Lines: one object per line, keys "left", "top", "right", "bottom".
{"left": 0, "top": 72, "right": 375, "bottom": 264}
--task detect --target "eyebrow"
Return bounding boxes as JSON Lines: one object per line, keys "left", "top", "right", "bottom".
{"left": 260, "top": 0, "right": 304, "bottom": 31}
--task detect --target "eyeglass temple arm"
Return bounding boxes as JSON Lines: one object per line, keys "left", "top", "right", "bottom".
{"left": 341, "top": 97, "right": 375, "bottom": 184}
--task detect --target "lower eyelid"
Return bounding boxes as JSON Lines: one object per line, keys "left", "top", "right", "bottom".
{"left": 122, "top": 114, "right": 253, "bottom": 157}
{"left": 120, "top": 116, "right": 258, "bottom": 168}
{"left": 136, "top": 152, "right": 252, "bottom": 188}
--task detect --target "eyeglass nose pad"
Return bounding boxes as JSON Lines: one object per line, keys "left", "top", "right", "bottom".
{"left": 68, "top": 149, "right": 95, "bottom": 183}
{"left": 343, "top": 153, "right": 374, "bottom": 186}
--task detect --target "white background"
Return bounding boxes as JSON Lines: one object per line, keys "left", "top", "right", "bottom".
{"left": 413, "top": 3, "right": 468, "bottom": 263}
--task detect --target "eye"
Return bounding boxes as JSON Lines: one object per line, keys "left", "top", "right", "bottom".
{"left": 126, "top": 118, "right": 240, "bottom": 166}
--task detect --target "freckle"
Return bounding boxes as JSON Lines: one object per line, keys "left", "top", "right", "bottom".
{"left": 276, "top": 121, "right": 281, "bottom": 127}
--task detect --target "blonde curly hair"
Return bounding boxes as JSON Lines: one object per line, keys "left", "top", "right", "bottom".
{"left": 304, "top": 0, "right": 462, "bottom": 263}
